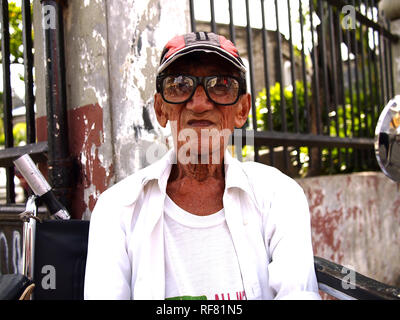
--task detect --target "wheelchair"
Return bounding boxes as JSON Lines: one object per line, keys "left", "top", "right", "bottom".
{"left": 0, "top": 194, "right": 399, "bottom": 300}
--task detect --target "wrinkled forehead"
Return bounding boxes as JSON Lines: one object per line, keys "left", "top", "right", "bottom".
{"left": 164, "top": 52, "right": 240, "bottom": 76}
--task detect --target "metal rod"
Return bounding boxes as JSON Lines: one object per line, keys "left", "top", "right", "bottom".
{"left": 22, "top": 0, "right": 35, "bottom": 144}
{"left": 328, "top": 5, "right": 341, "bottom": 169}
{"left": 351, "top": 0, "right": 361, "bottom": 140}
{"left": 245, "top": 0, "right": 259, "bottom": 162}
{"left": 228, "top": 0, "right": 236, "bottom": 44}
{"left": 249, "top": 131, "right": 374, "bottom": 149}
{"left": 261, "top": 0, "right": 274, "bottom": 166}
{"left": 388, "top": 20, "right": 395, "bottom": 98}
{"left": 209, "top": 0, "right": 216, "bottom": 33}
{"left": 261, "top": 0, "right": 272, "bottom": 131}
{"left": 318, "top": 0, "right": 330, "bottom": 136}
{"left": 299, "top": 0, "right": 310, "bottom": 134}
{"left": 335, "top": 4, "right": 350, "bottom": 168}
{"left": 40, "top": 0, "right": 71, "bottom": 211}
{"left": 388, "top": 19, "right": 395, "bottom": 98}
{"left": 345, "top": 26, "right": 355, "bottom": 138}
{"left": 1, "top": 0, "right": 16, "bottom": 203}
{"left": 189, "top": 0, "right": 196, "bottom": 32}
{"left": 274, "top": 0, "right": 287, "bottom": 132}
{"left": 372, "top": 0, "right": 384, "bottom": 114}
{"left": 358, "top": 0, "right": 368, "bottom": 136}
{"left": 274, "top": 0, "right": 288, "bottom": 171}
{"left": 365, "top": 0, "right": 375, "bottom": 137}
{"left": 357, "top": 0, "right": 371, "bottom": 168}
{"left": 383, "top": 21, "right": 390, "bottom": 104}
{"left": 287, "top": 0, "right": 299, "bottom": 133}
{"left": 309, "top": 0, "right": 321, "bottom": 135}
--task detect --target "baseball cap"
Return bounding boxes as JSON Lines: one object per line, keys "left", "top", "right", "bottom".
{"left": 157, "top": 31, "right": 247, "bottom": 75}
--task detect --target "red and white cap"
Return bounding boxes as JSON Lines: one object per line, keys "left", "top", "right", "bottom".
{"left": 157, "top": 32, "right": 247, "bottom": 75}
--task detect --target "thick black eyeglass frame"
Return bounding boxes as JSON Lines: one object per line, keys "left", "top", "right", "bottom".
{"left": 156, "top": 73, "right": 247, "bottom": 106}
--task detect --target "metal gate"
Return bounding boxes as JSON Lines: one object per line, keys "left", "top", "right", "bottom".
{"left": 189, "top": 0, "right": 398, "bottom": 177}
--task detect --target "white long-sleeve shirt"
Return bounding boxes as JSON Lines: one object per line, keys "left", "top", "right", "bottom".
{"left": 84, "top": 149, "right": 320, "bottom": 300}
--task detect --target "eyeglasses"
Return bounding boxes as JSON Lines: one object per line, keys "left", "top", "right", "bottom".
{"left": 156, "top": 74, "right": 246, "bottom": 105}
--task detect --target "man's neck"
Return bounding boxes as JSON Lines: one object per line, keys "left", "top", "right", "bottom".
{"left": 171, "top": 161, "right": 224, "bottom": 182}
{"left": 166, "top": 157, "right": 226, "bottom": 215}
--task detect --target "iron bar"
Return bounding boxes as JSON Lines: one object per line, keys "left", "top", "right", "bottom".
{"left": 287, "top": 0, "right": 299, "bottom": 133}
{"left": 244, "top": 0, "right": 258, "bottom": 162}
{"left": 0, "top": 142, "right": 48, "bottom": 167}
{"left": 189, "top": 0, "right": 196, "bottom": 32}
{"left": 241, "top": 130, "right": 375, "bottom": 149}
{"left": 228, "top": 0, "right": 236, "bottom": 44}
{"left": 274, "top": 0, "right": 288, "bottom": 171}
{"left": 260, "top": 0, "right": 274, "bottom": 166}
{"left": 383, "top": 22, "right": 390, "bottom": 104}
{"left": 1, "top": 0, "right": 15, "bottom": 203}
{"left": 299, "top": 0, "right": 310, "bottom": 134}
{"left": 388, "top": 19, "right": 395, "bottom": 98}
{"left": 309, "top": 0, "right": 321, "bottom": 135}
{"left": 318, "top": 0, "right": 330, "bottom": 136}
{"left": 209, "top": 0, "right": 216, "bottom": 33}
{"left": 40, "top": 0, "right": 71, "bottom": 210}
{"left": 328, "top": 5, "right": 341, "bottom": 169}
{"left": 365, "top": 0, "right": 375, "bottom": 137}
{"left": 21, "top": 0, "right": 35, "bottom": 144}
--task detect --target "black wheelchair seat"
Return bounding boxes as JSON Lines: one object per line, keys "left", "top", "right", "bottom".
{"left": 32, "top": 220, "right": 89, "bottom": 300}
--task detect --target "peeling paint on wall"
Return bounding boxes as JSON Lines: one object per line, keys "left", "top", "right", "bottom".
{"left": 36, "top": 103, "right": 114, "bottom": 220}
{"left": 67, "top": 104, "right": 114, "bottom": 219}
{"left": 297, "top": 172, "right": 400, "bottom": 287}
{"left": 106, "top": 0, "right": 190, "bottom": 180}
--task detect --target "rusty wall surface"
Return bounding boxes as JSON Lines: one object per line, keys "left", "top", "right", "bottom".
{"left": 297, "top": 172, "right": 400, "bottom": 287}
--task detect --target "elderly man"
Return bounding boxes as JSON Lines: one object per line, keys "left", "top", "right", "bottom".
{"left": 84, "top": 32, "right": 320, "bottom": 300}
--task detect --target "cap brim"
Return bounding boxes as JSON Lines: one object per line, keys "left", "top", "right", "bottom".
{"left": 157, "top": 44, "right": 247, "bottom": 75}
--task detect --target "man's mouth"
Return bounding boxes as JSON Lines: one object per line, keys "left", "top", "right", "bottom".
{"left": 187, "top": 120, "right": 215, "bottom": 127}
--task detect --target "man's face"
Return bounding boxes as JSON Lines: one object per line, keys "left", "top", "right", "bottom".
{"left": 154, "top": 54, "right": 251, "bottom": 164}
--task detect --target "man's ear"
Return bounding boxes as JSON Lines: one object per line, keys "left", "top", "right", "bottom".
{"left": 154, "top": 93, "right": 168, "bottom": 128}
{"left": 234, "top": 93, "right": 251, "bottom": 128}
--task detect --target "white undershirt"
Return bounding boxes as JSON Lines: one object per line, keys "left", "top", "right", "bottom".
{"left": 163, "top": 195, "right": 246, "bottom": 300}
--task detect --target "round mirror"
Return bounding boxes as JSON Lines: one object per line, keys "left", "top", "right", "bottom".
{"left": 375, "top": 95, "right": 400, "bottom": 182}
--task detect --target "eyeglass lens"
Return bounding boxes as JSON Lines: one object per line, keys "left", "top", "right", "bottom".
{"left": 162, "top": 75, "right": 240, "bottom": 105}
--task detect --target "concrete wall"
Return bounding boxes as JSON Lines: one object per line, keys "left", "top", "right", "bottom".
{"left": 297, "top": 171, "right": 400, "bottom": 288}
{"left": 33, "top": 0, "right": 190, "bottom": 219}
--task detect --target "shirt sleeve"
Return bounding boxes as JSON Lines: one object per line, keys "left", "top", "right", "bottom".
{"left": 266, "top": 178, "right": 321, "bottom": 300}
{"left": 84, "top": 193, "right": 132, "bottom": 300}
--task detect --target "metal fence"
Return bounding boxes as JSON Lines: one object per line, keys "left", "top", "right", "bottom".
{"left": 0, "top": 0, "right": 69, "bottom": 208}
{"left": 189, "top": 0, "right": 398, "bottom": 177}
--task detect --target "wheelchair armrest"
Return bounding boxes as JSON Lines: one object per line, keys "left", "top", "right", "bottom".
{"left": 314, "top": 256, "right": 400, "bottom": 300}
{"left": 0, "top": 274, "right": 34, "bottom": 300}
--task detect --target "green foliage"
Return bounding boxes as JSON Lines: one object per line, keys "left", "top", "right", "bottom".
{"left": 254, "top": 79, "right": 378, "bottom": 177}
{"left": 0, "top": 2, "right": 29, "bottom": 147}
{"left": 256, "top": 80, "right": 311, "bottom": 133}
{"left": 0, "top": 2, "right": 24, "bottom": 64}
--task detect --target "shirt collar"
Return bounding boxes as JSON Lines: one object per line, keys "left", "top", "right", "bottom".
{"left": 120, "top": 148, "right": 254, "bottom": 205}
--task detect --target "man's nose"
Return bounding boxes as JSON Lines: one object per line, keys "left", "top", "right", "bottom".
{"left": 185, "top": 85, "right": 214, "bottom": 113}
